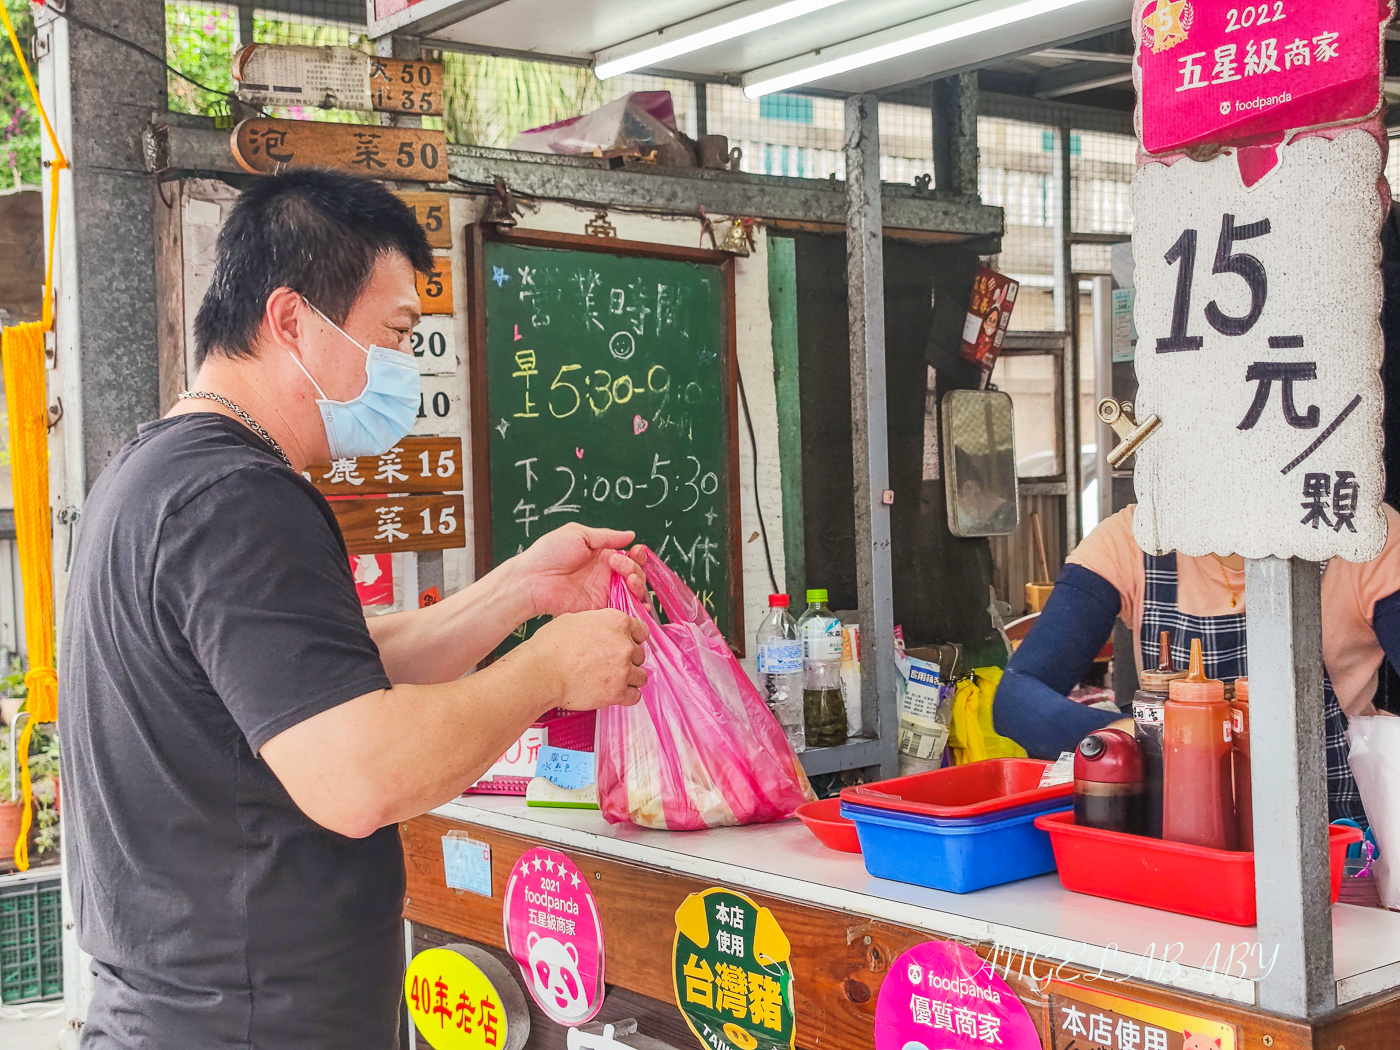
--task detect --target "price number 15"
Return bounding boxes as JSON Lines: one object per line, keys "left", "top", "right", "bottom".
{"left": 1157, "top": 212, "right": 1271, "bottom": 353}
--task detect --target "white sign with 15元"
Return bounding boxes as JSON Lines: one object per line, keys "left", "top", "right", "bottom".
{"left": 1131, "top": 129, "right": 1386, "bottom": 562}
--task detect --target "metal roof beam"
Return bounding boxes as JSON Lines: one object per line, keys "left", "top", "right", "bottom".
{"left": 1035, "top": 46, "right": 1132, "bottom": 63}
{"left": 147, "top": 118, "right": 1004, "bottom": 240}
{"left": 977, "top": 88, "right": 1133, "bottom": 134}
{"left": 1034, "top": 65, "right": 1133, "bottom": 98}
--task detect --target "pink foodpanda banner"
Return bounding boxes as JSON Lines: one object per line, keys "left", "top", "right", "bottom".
{"left": 1136, "top": 0, "right": 1389, "bottom": 156}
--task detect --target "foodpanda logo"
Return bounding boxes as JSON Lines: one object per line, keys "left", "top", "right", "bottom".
{"left": 527, "top": 931, "right": 590, "bottom": 1023}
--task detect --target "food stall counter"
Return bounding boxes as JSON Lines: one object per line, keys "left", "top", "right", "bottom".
{"left": 401, "top": 796, "right": 1400, "bottom": 1050}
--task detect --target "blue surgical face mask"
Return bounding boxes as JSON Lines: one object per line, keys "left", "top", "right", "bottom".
{"left": 292, "top": 300, "right": 421, "bottom": 459}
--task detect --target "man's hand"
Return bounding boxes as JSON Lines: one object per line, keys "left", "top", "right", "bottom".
{"left": 511, "top": 523, "right": 648, "bottom": 619}
{"left": 512, "top": 608, "right": 650, "bottom": 710}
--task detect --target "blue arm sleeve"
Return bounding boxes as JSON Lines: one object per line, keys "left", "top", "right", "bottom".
{"left": 993, "top": 564, "right": 1123, "bottom": 759}
{"left": 1371, "top": 589, "right": 1400, "bottom": 678}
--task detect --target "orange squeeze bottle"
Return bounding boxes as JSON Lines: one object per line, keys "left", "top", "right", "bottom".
{"left": 1162, "top": 638, "right": 1237, "bottom": 851}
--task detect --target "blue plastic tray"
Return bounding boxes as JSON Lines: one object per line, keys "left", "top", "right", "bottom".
{"left": 841, "top": 795, "right": 1067, "bottom": 829}
{"left": 842, "top": 800, "right": 1070, "bottom": 893}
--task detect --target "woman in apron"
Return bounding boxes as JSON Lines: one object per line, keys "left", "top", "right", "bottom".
{"left": 993, "top": 505, "right": 1400, "bottom": 823}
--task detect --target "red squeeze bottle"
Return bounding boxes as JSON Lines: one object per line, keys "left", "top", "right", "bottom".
{"left": 1074, "top": 729, "right": 1146, "bottom": 835}
{"left": 1232, "top": 678, "right": 1252, "bottom": 852}
{"left": 1162, "top": 638, "right": 1237, "bottom": 851}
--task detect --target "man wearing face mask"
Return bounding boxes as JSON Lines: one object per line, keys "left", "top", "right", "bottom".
{"left": 59, "top": 169, "right": 651, "bottom": 1050}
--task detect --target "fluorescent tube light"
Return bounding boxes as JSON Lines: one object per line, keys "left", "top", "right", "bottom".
{"left": 594, "top": 0, "right": 850, "bottom": 80}
{"left": 742, "top": 0, "right": 1101, "bottom": 96}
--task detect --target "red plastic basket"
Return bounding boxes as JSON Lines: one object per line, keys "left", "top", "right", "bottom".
{"left": 536, "top": 709, "right": 596, "bottom": 753}
{"left": 463, "top": 711, "right": 597, "bottom": 796}
{"left": 841, "top": 758, "right": 1071, "bottom": 820}
{"left": 1035, "top": 811, "right": 1363, "bottom": 926}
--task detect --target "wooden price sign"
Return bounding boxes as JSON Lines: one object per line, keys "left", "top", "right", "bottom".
{"left": 419, "top": 254, "right": 454, "bottom": 314}
{"left": 413, "top": 374, "right": 464, "bottom": 438}
{"left": 231, "top": 118, "right": 447, "bottom": 183}
{"left": 233, "top": 45, "right": 443, "bottom": 116}
{"left": 399, "top": 191, "right": 453, "bottom": 249}
{"left": 306, "top": 436, "right": 463, "bottom": 496}
{"left": 412, "top": 315, "right": 460, "bottom": 376}
{"left": 331, "top": 492, "right": 466, "bottom": 554}
{"left": 370, "top": 57, "right": 444, "bottom": 117}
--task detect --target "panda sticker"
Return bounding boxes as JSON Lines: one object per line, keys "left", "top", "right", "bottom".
{"left": 526, "top": 932, "right": 590, "bottom": 1023}
{"left": 504, "top": 848, "right": 606, "bottom": 1026}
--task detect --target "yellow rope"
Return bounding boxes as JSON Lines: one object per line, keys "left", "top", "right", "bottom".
{"left": 3, "top": 0, "right": 67, "bottom": 870}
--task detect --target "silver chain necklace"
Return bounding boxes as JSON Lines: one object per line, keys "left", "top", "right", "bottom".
{"left": 177, "top": 390, "right": 292, "bottom": 468}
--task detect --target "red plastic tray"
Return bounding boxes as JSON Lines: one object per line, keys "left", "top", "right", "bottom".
{"left": 840, "top": 758, "right": 1071, "bottom": 820}
{"left": 795, "top": 799, "right": 861, "bottom": 853}
{"left": 1035, "top": 811, "right": 1363, "bottom": 926}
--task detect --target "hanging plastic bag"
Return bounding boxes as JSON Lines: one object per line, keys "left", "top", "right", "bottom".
{"left": 948, "top": 667, "right": 1027, "bottom": 765}
{"left": 1347, "top": 714, "right": 1400, "bottom": 908}
{"left": 595, "top": 548, "right": 814, "bottom": 830}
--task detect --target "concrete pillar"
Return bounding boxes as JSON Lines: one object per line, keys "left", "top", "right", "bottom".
{"left": 37, "top": 1, "right": 168, "bottom": 1039}
{"left": 43, "top": 0, "right": 165, "bottom": 499}
{"left": 931, "top": 72, "right": 979, "bottom": 199}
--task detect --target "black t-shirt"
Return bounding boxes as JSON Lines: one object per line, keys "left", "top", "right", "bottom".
{"left": 59, "top": 414, "right": 401, "bottom": 1049}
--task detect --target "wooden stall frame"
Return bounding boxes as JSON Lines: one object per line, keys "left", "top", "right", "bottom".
{"left": 464, "top": 224, "right": 745, "bottom": 652}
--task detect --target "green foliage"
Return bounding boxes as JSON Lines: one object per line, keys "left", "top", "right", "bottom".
{"left": 28, "top": 723, "right": 58, "bottom": 855}
{"left": 1, "top": 0, "right": 41, "bottom": 186}
{"left": 164, "top": 2, "right": 236, "bottom": 116}
{"left": 441, "top": 53, "right": 601, "bottom": 148}
{"left": 0, "top": 663, "right": 24, "bottom": 699}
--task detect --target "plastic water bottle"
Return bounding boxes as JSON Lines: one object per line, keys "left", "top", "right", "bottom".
{"left": 756, "top": 595, "right": 805, "bottom": 752}
{"left": 798, "top": 589, "right": 847, "bottom": 747}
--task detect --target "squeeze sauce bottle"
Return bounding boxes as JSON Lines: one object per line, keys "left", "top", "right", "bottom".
{"left": 1232, "top": 677, "right": 1252, "bottom": 852}
{"left": 1073, "top": 728, "right": 1146, "bottom": 835}
{"left": 1133, "top": 630, "right": 1186, "bottom": 839}
{"left": 1162, "top": 638, "right": 1237, "bottom": 851}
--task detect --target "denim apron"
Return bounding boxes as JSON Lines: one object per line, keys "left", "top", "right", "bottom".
{"left": 1139, "top": 552, "right": 1365, "bottom": 823}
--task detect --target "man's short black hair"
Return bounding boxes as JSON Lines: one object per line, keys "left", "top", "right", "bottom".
{"left": 193, "top": 168, "right": 435, "bottom": 367}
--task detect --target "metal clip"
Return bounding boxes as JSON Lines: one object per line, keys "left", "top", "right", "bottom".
{"left": 1097, "top": 398, "right": 1160, "bottom": 468}
{"left": 46, "top": 397, "right": 63, "bottom": 431}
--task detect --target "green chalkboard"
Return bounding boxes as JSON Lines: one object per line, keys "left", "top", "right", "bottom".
{"left": 467, "top": 227, "right": 742, "bottom": 648}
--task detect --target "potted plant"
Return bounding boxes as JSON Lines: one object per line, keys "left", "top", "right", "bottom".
{"left": 0, "top": 715, "right": 59, "bottom": 870}
{"left": 0, "top": 664, "right": 24, "bottom": 728}
{"left": 0, "top": 732, "right": 22, "bottom": 862}
{"left": 27, "top": 723, "right": 60, "bottom": 864}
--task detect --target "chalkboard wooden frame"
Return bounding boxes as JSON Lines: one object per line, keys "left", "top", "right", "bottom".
{"left": 464, "top": 224, "right": 745, "bottom": 651}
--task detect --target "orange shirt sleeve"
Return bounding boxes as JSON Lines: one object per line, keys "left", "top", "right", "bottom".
{"left": 1064, "top": 506, "right": 1142, "bottom": 628}
{"left": 1343, "top": 503, "right": 1400, "bottom": 622}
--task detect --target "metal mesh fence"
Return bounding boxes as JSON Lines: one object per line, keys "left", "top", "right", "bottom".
{"left": 978, "top": 115, "right": 1058, "bottom": 331}
{"left": 162, "top": 9, "right": 1137, "bottom": 312}
{"left": 442, "top": 59, "right": 698, "bottom": 148}
{"left": 1071, "top": 128, "right": 1135, "bottom": 235}
{"left": 166, "top": 2, "right": 374, "bottom": 121}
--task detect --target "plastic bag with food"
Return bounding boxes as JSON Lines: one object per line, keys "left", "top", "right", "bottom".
{"left": 595, "top": 549, "right": 814, "bottom": 830}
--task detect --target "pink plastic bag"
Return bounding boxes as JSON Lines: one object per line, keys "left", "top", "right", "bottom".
{"left": 596, "top": 548, "right": 814, "bottom": 830}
